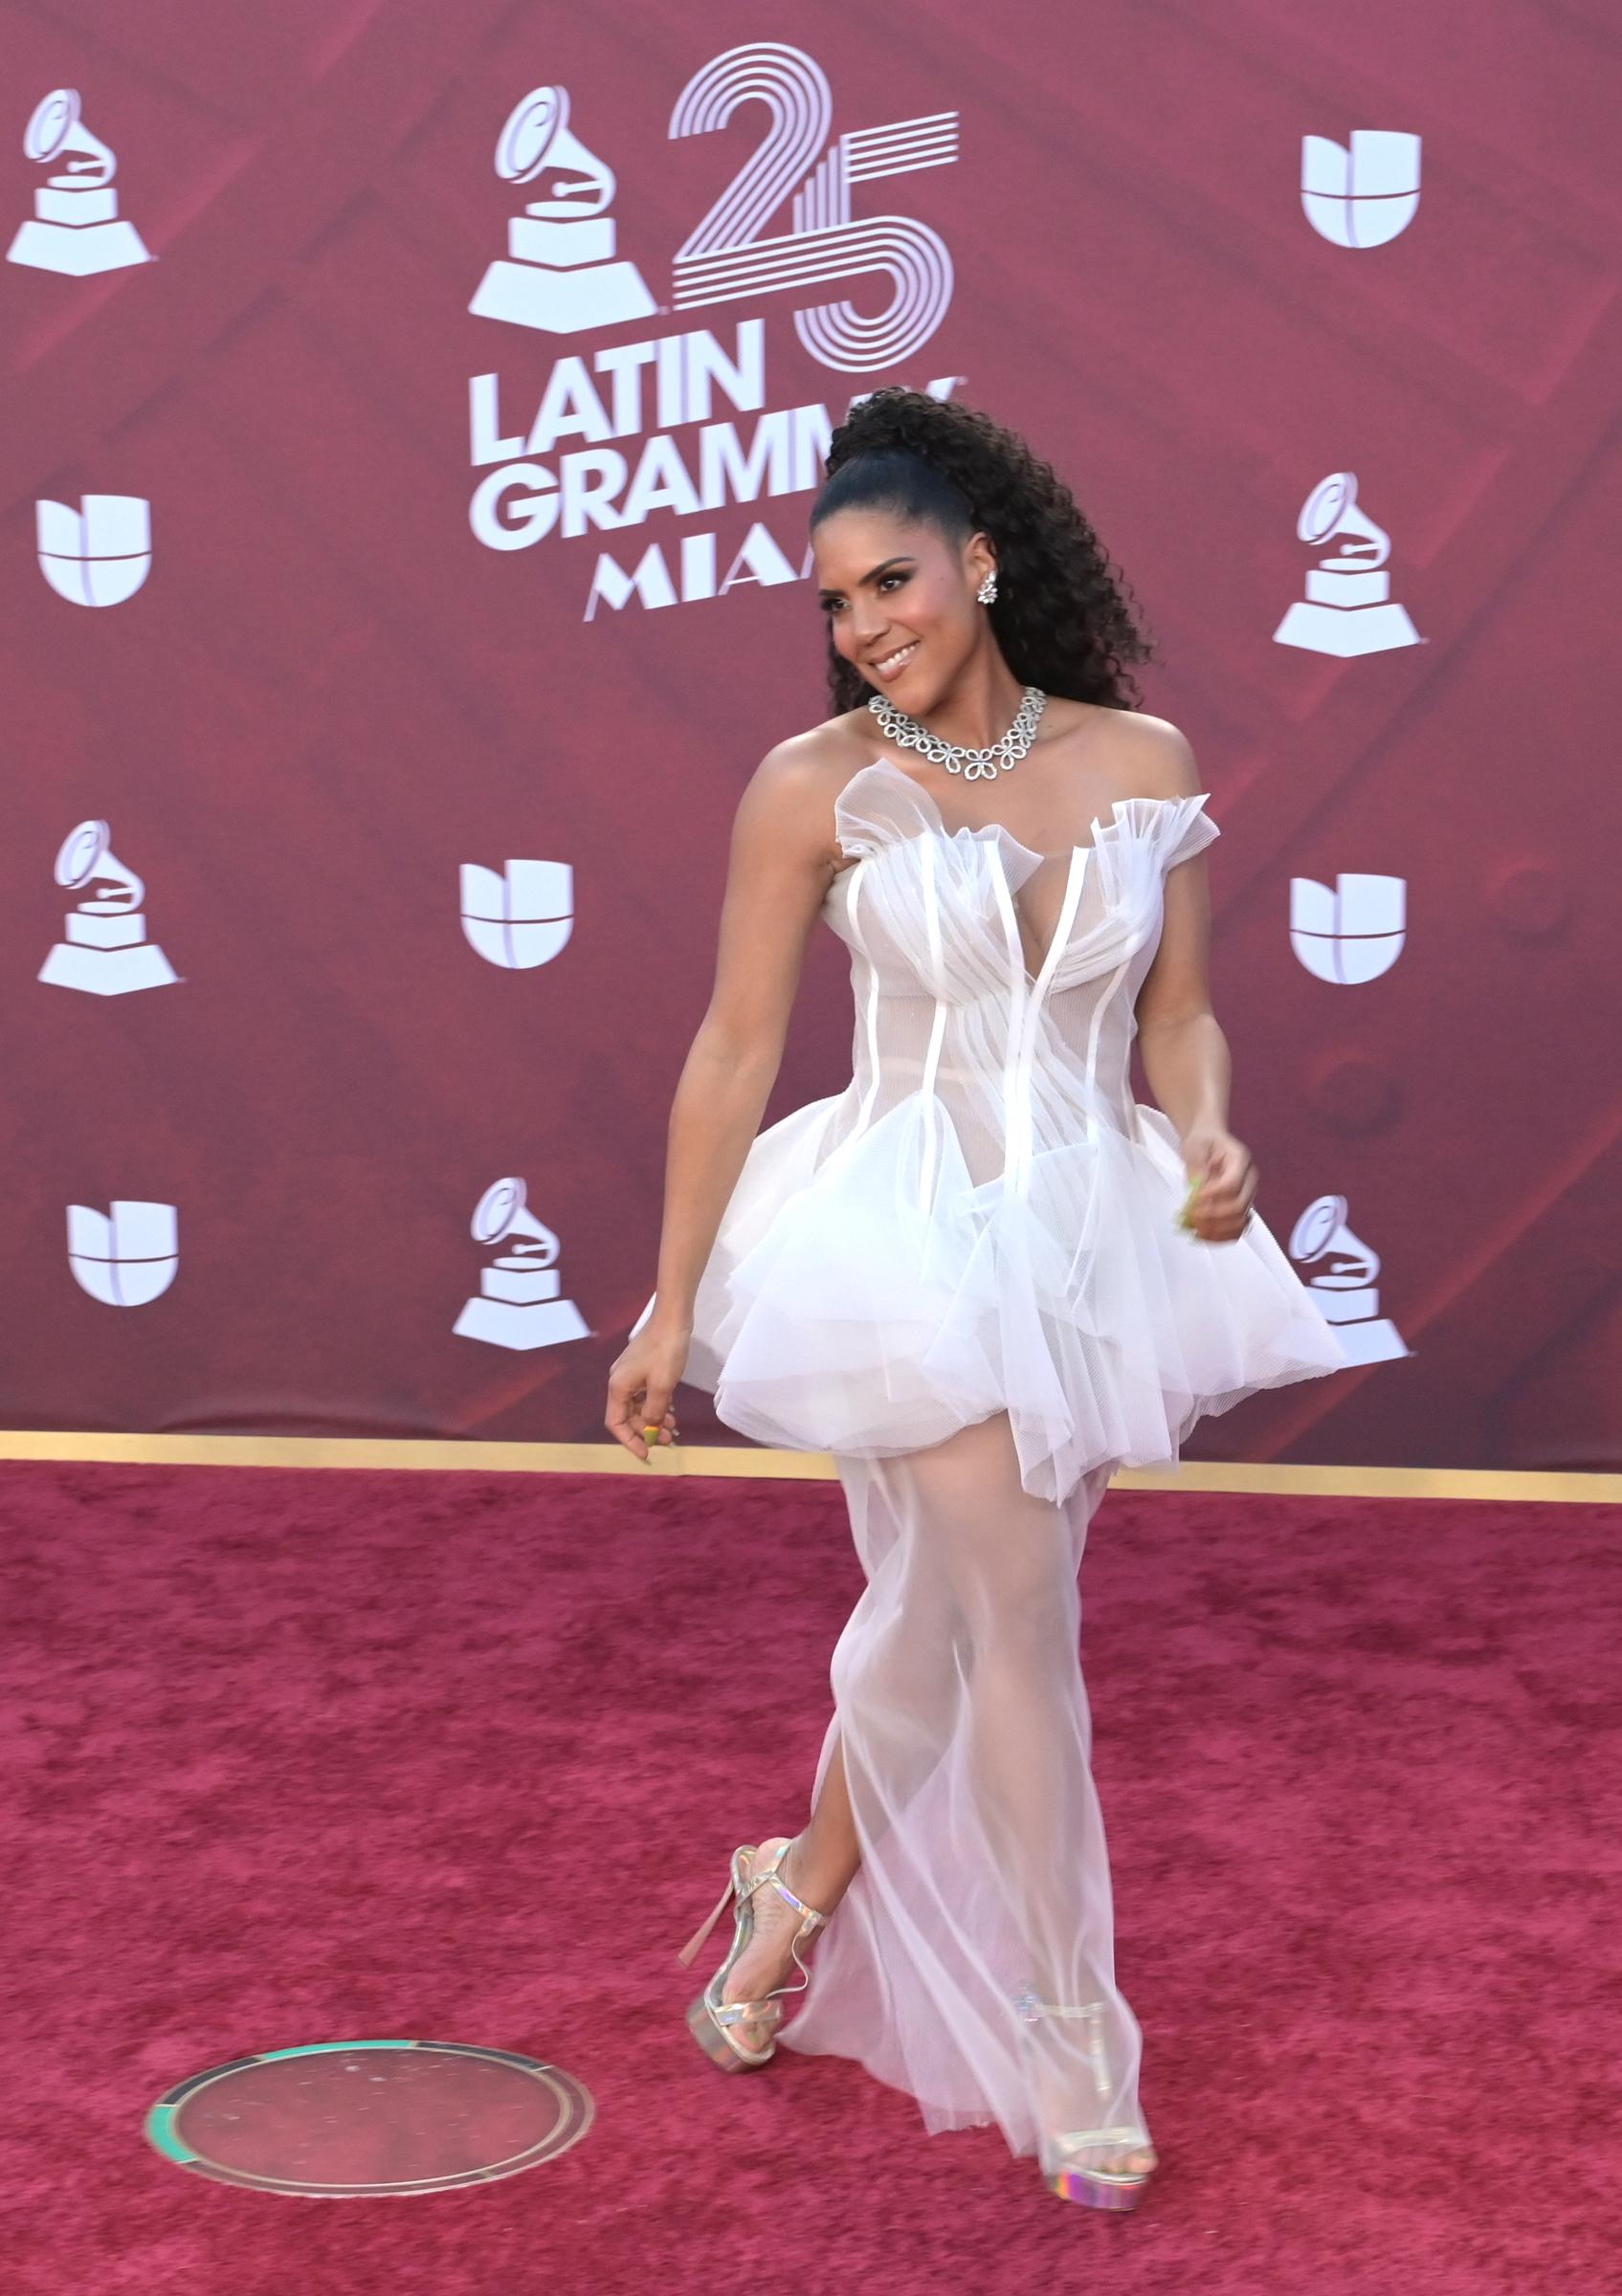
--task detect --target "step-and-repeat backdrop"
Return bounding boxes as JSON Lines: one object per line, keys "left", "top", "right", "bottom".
{"left": 3, "top": 6, "right": 1617, "bottom": 1469}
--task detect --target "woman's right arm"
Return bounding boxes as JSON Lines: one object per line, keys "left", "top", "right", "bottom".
{"left": 604, "top": 738, "right": 840, "bottom": 1460}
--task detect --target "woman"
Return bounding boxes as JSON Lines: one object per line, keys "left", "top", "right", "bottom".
{"left": 605, "top": 386, "right": 1348, "bottom": 2212}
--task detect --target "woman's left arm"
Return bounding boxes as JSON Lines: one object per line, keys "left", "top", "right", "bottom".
{"left": 1130, "top": 722, "right": 1256, "bottom": 1245}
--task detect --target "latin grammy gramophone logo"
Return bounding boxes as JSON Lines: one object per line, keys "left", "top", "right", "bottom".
{"left": 37, "top": 494, "right": 152, "bottom": 607}
{"left": 1274, "top": 472, "right": 1421, "bottom": 658}
{"left": 460, "top": 854, "right": 573, "bottom": 969}
{"left": 1290, "top": 1195, "right": 1409, "bottom": 1366}
{"left": 469, "top": 84, "right": 656, "bottom": 336}
{"left": 8, "top": 88, "right": 150, "bottom": 275}
{"left": 38, "top": 820, "right": 180, "bottom": 996}
{"left": 1301, "top": 130, "right": 1420, "bottom": 250}
{"left": 454, "top": 1178, "right": 592, "bottom": 1351}
{"left": 67, "top": 1200, "right": 179, "bottom": 1306}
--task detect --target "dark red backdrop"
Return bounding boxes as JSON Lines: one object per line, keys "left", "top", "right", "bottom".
{"left": 2, "top": 2, "right": 1618, "bottom": 1467}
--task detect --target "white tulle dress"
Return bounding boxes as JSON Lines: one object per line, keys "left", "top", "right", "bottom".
{"left": 640, "top": 751, "right": 1350, "bottom": 2168}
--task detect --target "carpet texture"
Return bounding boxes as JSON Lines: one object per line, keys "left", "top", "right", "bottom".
{"left": 1, "top": 1457, "right": 1616, "bottom": 2292}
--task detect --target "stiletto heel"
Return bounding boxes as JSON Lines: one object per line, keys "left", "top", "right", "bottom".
{"left": 677, "top": 1874, "right": 737, "bottom": 1968}
{"left": 1012, "top": 1985, "right": 1158, "bottom": 2212}
{"left": 678, "top": 1836, "right": 832, "bottom": 2071}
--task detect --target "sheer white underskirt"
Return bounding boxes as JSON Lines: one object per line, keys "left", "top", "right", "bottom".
{"left": 775, "top": 1409, "right": 1147, "bottom": 2166}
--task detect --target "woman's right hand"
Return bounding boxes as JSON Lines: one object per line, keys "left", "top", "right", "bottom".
{"left": 605, "top": 1318, "right": 691, "bottom": 1461}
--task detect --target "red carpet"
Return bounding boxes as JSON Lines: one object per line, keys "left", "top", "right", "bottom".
{"left": 2, "top": 1457, "right": 1616, "bottom": 2291}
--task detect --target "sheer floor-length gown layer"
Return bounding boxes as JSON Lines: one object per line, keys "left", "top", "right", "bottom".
{"left": 635, "top": 753, "right": 1350, "bottom": 2162}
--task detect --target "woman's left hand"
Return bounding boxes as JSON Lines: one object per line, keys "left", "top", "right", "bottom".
{"left": 1178, "top": 1125, "right": 1257, "bottom": 1244}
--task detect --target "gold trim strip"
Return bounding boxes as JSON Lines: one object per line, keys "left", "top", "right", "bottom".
{"left": 0, "top": 1431, "right": 1615, "bottom": 1503}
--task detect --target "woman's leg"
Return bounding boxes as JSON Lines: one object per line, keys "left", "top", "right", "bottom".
{"left": 900, "top": 1415, "right": 1151, "bottom": 2174}
{"left": 714, "top": 1729, "right": 860, "bottom": 2020}
{"left": 777, "top": 1415, "right": 1149, "bottom": 2171}
{"left": 719, "top": 1470, "right": 967, "bottom": 2010}
{"left": 787, "top": 1728, "right": 861, "bottom": 1909}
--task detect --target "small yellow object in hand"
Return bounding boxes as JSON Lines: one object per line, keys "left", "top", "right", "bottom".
{"left": 1175, "top": 1172, "right": 1204, "bottom": 1233}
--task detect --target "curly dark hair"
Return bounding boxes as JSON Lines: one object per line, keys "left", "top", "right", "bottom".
{"left": 810, "top": 386, "right": 1158, "bottom": 718}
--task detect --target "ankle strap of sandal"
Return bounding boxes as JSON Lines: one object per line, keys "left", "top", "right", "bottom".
{"left": 752, "top": 1847, "right": 828, "bottom": 1929}
{"left": 1012, "top": 1988, "right": 1100, "bottom": 2021}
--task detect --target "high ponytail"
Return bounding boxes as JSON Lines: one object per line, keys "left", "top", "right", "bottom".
{"left": 810, "top": 386, "right": 1158, "bottom": 718}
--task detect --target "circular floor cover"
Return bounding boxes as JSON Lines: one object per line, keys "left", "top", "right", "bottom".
{"left": 144, "top": 2040, "right": 594, "bottom": 2197}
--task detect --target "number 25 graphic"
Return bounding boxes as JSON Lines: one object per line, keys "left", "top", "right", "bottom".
{"left": 670, "top": 41, "right": 959, "bottom": 373}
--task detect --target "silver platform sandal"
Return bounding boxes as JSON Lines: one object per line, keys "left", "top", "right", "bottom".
{"left": 678, "top": 1835, "right": 832, "bottom": 2071}
{"left": 1012, "top": 1984, "right": 1159, "bottom": 2211}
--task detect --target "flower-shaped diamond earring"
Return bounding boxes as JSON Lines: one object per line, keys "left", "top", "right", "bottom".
{"left": 977, "top": 571, "right": 998, "bottom": 605}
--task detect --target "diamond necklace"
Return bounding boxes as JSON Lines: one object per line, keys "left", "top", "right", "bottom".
{"left": 867, "top": 683, "right": 1048, "bottom": 780}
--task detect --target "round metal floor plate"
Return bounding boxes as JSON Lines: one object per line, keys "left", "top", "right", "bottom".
{"left": 144, "top": 2039, "right": 594, "bottom": 2197}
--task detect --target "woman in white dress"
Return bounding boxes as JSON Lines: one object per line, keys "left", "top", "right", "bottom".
{"left": 606, "top": 386, "right": 1348, "bottom": 2213}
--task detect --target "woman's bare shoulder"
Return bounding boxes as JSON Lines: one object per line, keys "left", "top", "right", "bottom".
{"left": 734, "top": 712, "right": 876, "bottom": 866}
{"left": 757, "top": 708, "right": 875, "bottom": 776}
{"left": 744, "top": 713, "right": 874, "bottom": 815}
{"left": 1097, "top": 708, "right": 1204, "bottom": 802}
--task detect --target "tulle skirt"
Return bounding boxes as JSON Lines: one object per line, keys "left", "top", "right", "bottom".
{"left": 674, "top": 1082, "right": 1349, "bottom": 1509}
{"left": 773, "top": 1416, "right": 1144, "bottom": 2165}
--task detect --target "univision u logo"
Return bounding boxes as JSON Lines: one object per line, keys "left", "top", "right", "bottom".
{"left": 37, "top": 494, "right": 151, "bottom": 607}
{"left": 1290, "top": 872, "right": 1406, "bottom": 984}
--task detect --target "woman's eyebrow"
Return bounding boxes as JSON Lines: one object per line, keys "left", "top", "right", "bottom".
{"left": 817, "top": 556, "right": 915, "bottom": 603}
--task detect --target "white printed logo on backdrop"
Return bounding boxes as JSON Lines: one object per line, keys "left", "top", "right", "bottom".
{"left": 466, "top": 42, "right": 962, "bottom": 611}
{"left": 461, "top": 856, "right": 573, "bottom": 968}
{"left": 1290, "top": 871, "right": 1406, "bottom": 983}
{"left": 8, "top": 89, "right": 150, "bottom": 274}
{"left": 664, "top": 43, "right": 956, "bottom": 374}
{"left": 39, "top": 820, "right": 179, "bottom": 995}
{"left": 1274, "top": 472, "right": 1420, "bottom": 656}
{"left": 1301, "top": 131, "right": 1420, "bottom": 251}
{"left": 67, "top": 1201, "right": 178, "bottom": 1305}
{"left": 37, "top": 495, "right": 151, "bottom": 607}
{"left": 469, "top": 46, "right": 957, "bottom": 367}
{"left": 470, "top": 85, "right": 657, "bottom": 335}
{"left": 1290, "top": 1196, "right": 1410, "bottom": 1366}
{"left": 454, "top": 1179, "right": 592, "bottom": 1350}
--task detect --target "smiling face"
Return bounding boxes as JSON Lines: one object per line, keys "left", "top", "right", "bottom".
{"left": 813, "top": 509, "right": 995, "bottom": 712}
